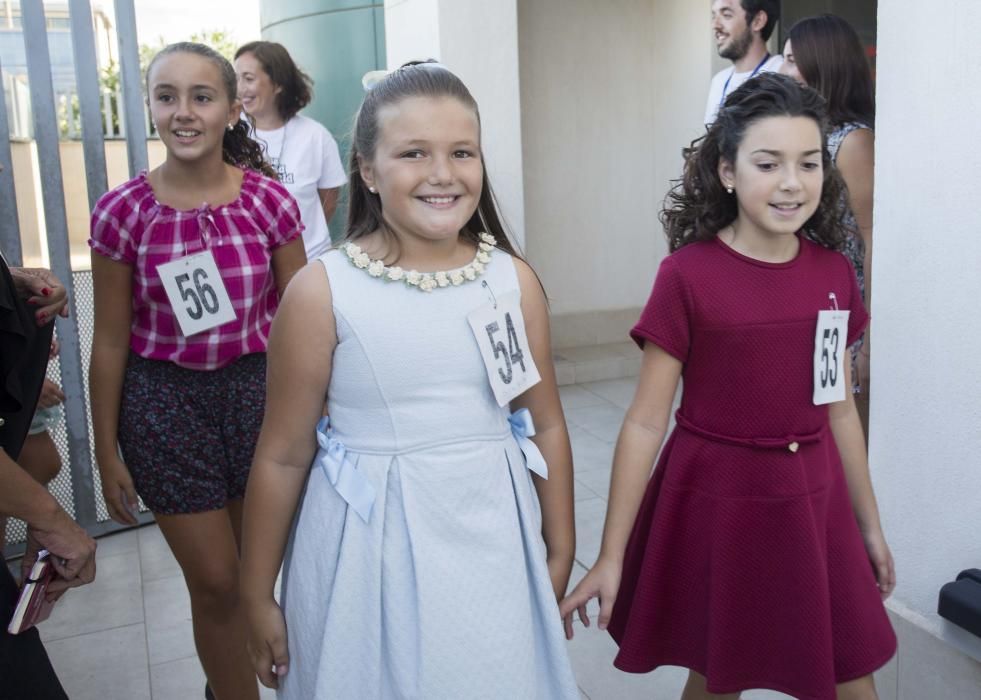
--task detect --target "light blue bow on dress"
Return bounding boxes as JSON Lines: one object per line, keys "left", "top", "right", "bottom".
{"left": 313, "top": 410, "right": 548, "bottom": 524}
{"left": 314, "top": 417, "right": 376, "bottom": 523}
{"left": 508, "top": 408, "right": 549, "bottom": 479}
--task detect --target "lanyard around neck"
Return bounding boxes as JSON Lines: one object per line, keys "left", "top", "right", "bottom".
{"left": 719, "top": 52, "right": 771, "bottom": 108}
{"left": 271, "top": 120, "right": 289, "bottom": 168}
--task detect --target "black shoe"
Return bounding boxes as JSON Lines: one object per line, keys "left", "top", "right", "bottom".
{"left": 205, "top": 684, "right": 215, "bottom": 700}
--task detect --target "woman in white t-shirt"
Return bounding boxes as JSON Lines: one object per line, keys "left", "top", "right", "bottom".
{"left": 235, "top": 41, "right": 348, "bottom": 259}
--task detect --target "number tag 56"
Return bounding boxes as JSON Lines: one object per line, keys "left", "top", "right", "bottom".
{"left": 467, "top": 290, "right": 542, "bottom": 406}
{"left": 812, "top": 309, "right": 849, "bottom": 405}
{"left": 157, "top": 251, "right": 237, "bottom": 337}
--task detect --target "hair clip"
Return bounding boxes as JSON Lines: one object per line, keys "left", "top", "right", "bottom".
{"left": 362, "top": 70, "right": 392, "bottom": 92}
{"left": 361, "top": 61, "right": 453, "bottom": 92}
{"left": 413, "top": 61, "right": 450, "bottom": 72}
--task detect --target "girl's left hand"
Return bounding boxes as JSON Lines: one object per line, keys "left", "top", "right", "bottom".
{"left": 37, "top": 379, "right": 65, "bottom": 409}
{"left": 547, "top": 555, "right": 573, "bottom": 602}
{"left": 862, "top": 529, "right": 896, "bottom": 600}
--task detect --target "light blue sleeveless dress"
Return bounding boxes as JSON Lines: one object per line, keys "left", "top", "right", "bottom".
{"left": 278, "top": 248, "right": 580, "bottom": 699}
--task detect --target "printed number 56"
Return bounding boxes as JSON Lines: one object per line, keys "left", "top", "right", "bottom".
{"left": 820, "top": 327, "right": 840, "bottom": 388}
{"left": 485, "top": 313, "right": 526, "bottom": 385}
{"left": 175, "top": 268, "right": 219, "bottom": 320}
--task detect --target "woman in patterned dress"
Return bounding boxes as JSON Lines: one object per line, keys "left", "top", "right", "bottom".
{"left": 781, "top": 14, "right": 877, "bottom": 433}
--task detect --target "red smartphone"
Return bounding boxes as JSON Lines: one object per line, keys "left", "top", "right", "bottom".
{"left": 7, "top": 550, "right": 57, "bottom": 634}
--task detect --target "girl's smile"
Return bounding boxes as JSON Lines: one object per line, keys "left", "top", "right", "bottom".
{"left": 417, "top": 194, "right": 463, "bottom": 209}
{"left": 769, "top": 200, "right": 804, "bottom": 217}
{"left": 172, "top": 128, "right": 202, "bottom": 144}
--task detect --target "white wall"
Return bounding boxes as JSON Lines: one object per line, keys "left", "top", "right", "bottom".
{"left": 383, "top": 0, "right": 527, "bottom": 248}
{"left": 437, "top": 1, "right": 526, "bottom": 249}
{"left": 872, "top": 0, "right": 981, "bottom": 663}
{"left": 518, "top": 0, "right": 708, "bottom": 324}
{"left": 383, "top": 0, "right": 441, "bottom": 69}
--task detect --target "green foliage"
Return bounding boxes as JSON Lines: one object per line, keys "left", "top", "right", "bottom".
{"left": 188, "top": 29, "right": 238, "bottom": 62}
{"left": 87, "top": 29, "right": 241, "bottom": 139}
{"left": 136, "top": 28, "right": 238, "bottom": 77}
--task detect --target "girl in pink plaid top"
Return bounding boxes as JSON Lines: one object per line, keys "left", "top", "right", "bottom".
{"left": 88, "top": 43, "right": 306, "bottom": 700}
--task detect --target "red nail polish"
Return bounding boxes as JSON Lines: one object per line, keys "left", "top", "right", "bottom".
{"left": 42, "top": 288, "right": 51, "bottom": 296}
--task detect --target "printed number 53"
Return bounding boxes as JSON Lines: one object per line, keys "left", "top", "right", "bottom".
{"left": 820, "top": 327, "right": 840, "bottom": 388}
{"left": 175, "top": 268, "right": 219, "bottom": 320}
{"left": 485, "top": 313, "right": 526, "bottom": 384}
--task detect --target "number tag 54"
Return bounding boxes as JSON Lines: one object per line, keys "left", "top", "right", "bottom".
{"left": 156, "top": 251, "right": 237, "bottom": 337}
{"left": 812, "top": 309, "right": 849, "bottom": 405}
{"left": 467, "top": 290, "right": 542, "bottom": 407}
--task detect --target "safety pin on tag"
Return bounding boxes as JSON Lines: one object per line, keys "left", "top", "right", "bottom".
{"left": 482, "top": 279, "right": 498, "bottom": 309}
{"left": 813, "top": 291, "right": 849, "bottom": 405}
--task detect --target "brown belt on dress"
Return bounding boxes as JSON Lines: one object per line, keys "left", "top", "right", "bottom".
{"left": 674, "top": 411, "right": 827, "bottom": 454}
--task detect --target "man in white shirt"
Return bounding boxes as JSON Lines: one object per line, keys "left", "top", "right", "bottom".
{"left": 704, "top": 0, "right": 783, "bottom": 124}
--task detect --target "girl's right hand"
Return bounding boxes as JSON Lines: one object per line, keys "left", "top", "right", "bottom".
{"left": 245, "top": 597, "right": 290, "bottom": 689}
{"left": 558, "top": 555, "right": 622, "bottom": 640}
{"left": 37, "top": 379, "right": 65, "bottom": 409}
{"left": 99, "top": 456, "right": 139, "bottom": 525}
{"left": 862, "top": 528, "right": 896, "bottom": 600}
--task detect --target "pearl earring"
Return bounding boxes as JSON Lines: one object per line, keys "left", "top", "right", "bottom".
{"left": 726, "top": 186, "right": 734, "bottom": 194}
{"left": 226, "top": 123, "right": 234, "bottom": 132}
{"left": 368, "top": 186, "right": 377, "bottom": 193}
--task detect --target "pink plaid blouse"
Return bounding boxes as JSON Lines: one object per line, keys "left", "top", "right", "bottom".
{"left": 89, "top": 169, "right": 303, "bottom": 370}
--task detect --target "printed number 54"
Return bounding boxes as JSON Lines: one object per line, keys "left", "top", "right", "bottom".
{"left": 820, "top": 327, "right": 840, "bottom": 388}
{"left": 485, "top": 312, "right": 526, "bottom": 384}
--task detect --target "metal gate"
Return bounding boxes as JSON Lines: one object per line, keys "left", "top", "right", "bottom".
{"left": 1, "top": 0, "right": 154, "bottom": 557}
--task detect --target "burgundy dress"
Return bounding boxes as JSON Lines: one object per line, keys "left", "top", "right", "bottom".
{"left": 608, "top": 236, "right": 896, "bottom": 700}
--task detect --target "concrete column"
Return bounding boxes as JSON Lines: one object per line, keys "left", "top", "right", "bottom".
{"left": 259, "top": 0, "right": 386, "bottom": 234}
{"left": 383, "top": 0, "right": 527, "bottom": 249}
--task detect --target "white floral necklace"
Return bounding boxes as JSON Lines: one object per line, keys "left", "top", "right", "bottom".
{"left": 343, "top": 233, "right": 496, "bottom": 292}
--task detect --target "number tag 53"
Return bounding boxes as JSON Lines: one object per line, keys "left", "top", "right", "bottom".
{"left": 467, "top": 290, "right": 542, "bottom": 407}
{"left": 156, "top": 251, "right": 237, "bottom": 337}
{"left": 812, "top": 309, "right": 850, "bottom": 405}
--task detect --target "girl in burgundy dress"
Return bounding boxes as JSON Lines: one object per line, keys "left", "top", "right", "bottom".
{"left": 560, "top": 73, "right": 896, "bottom": 700}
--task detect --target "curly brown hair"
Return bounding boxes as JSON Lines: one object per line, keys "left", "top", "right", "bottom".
{"left": 662, "top": 72, "right": 847, "bottom": 253}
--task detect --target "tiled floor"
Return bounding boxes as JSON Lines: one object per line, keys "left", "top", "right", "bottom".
{"left": 29, "top": 378, "right": 894, "bottom": 699}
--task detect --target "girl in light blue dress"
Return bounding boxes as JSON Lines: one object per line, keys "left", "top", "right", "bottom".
{"left": 240, "top": 60, "right": 580, "bottom": 699}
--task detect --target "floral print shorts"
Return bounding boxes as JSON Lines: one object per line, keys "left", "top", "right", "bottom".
{"left": 117, "top": 352, "right": 266, "bottom": 514}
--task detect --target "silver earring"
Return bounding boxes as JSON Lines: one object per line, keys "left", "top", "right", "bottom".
{"left": 226, "top": 123, "right": 234, "bottom": 132}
